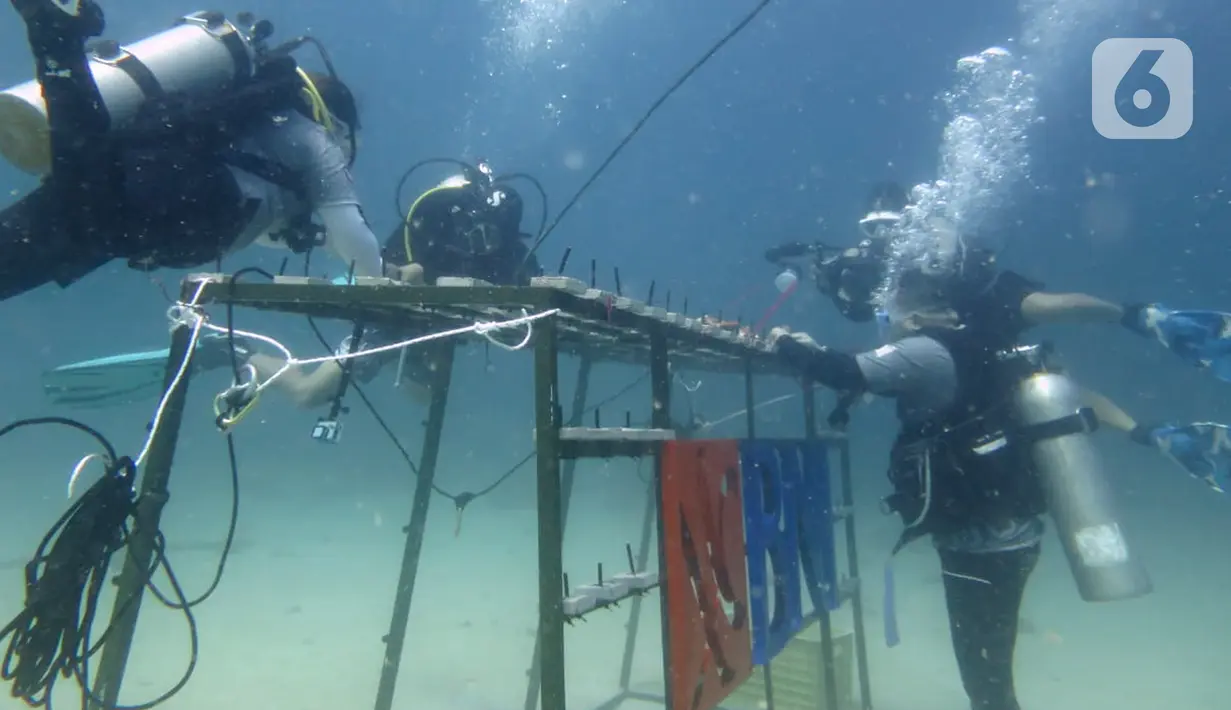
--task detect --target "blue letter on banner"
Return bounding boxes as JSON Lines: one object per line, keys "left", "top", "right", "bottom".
{"left": 739, "top": 440, "right": 803, "bottom": 665}
{"left": 791, "top": 440, "right": 839, "bottom": 612}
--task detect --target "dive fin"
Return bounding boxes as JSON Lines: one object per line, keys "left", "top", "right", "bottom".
{"left": 42, "top": 348, "right": 171, "bottom": 409}
{"left": 1151, "top": 422, "right": 1231, "bottom": 493}
{"left": 1143, "top": 306, "right": 1231, "bottom": 382}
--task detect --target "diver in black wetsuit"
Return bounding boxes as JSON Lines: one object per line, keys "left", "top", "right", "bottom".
{"left": 766, "top": 181, "right": 1227, "bottom": 710}
{"left": 245, "top": 164, "right": 544, "bottom": 409}
{"left": 0, "top": 0, "right": 382, "bottom": 302}
{"left": 770, "top": 259, "right": 1160, "bottom": 710}
{"left": 765, "top": 181, "right": 1156, "bottom": 331}
{"left": 381, "top": 168, "right": 540, "bottom": 287}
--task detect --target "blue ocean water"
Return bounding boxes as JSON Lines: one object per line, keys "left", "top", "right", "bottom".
{"left": 1, "top": 0, "right": 1230, "bottom": 708}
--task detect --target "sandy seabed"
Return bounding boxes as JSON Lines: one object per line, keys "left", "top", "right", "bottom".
{"left": 0, "top": 446, "right": 1225, "bottom": 710}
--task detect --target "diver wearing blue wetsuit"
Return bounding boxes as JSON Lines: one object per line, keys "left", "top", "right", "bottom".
{"left": 0, "top": 0, "right": 382, "bottom": 302}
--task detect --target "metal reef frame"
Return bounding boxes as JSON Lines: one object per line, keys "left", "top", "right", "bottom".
{"left": 84, "top": 276, "right": 874, "bottom": 710}
{"left": 525, "top": 326, "right": 875, "bottom": 710}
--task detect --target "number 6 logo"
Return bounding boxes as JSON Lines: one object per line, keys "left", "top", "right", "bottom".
{"left": 1092, "top": 38, "right": 1192, "bottom": 140}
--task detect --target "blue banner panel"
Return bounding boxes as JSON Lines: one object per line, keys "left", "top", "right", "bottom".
{"left": 739, "top": 440, "right": 803, "bottom": 666}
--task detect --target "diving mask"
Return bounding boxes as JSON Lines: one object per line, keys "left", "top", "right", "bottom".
{"left": 858, "top": 210, "right": 902, "bottom": 240}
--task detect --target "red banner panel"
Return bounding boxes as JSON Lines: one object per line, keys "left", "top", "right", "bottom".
{"left": 661, "top": 440, "right": 753, "bottom": 710}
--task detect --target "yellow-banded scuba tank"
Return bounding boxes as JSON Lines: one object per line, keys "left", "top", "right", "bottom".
{"left": 0, "top": 11, "right": 271, "bottom": 175}
{"left": 1012, "top": 362, "right": 1153, "bottom": 602}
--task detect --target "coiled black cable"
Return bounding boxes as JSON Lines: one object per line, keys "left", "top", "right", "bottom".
{"left": 0, "top": 418, "right": 207, "bottom": 710}
{"left": 0, "top": 264, "right": 253, "bottom": 709}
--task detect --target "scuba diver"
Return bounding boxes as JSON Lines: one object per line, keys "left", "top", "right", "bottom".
{"left": 381, "top": 159, "right": 541, "bottom": 286}
{"left": 769, "top": 260, "right": 1155, "bottom": 710}
{"left": 766, "top": 181, "right": 1231, "bottom": 376}
{"left": 765, "top": 181, "right": 1231, "bottom": 489}
{"left": 242, "top": 159, "right": 544, "bottom": 410}
{"left": 0, "top": 1, "right": 383, "bottom": 304}
{"left": 41, "top": 159, "right": 545, "bottom": 412}
{"left": 767, "top": 181, "right": 1149, "bottom": 330}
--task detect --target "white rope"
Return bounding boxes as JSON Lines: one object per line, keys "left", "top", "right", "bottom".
{"left": 66, "top": 276, "right": 559, "bottom": 496}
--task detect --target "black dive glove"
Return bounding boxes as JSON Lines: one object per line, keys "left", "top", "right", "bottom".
{"left": 770, "top": 329, "right": 867, "bottom": 392}
{"left": 1129, "top": 422, "right": 1163, "bottom": 447}
{"left": 1120, "top": 303, "right": 1152, "bottom": 337}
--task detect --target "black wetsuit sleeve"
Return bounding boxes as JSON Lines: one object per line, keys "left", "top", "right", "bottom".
{"left": 774, "top": 337, "right": 868, "bottom": 391}
{"left": 976, "top": 269, "right": 1044, "bottom": 339}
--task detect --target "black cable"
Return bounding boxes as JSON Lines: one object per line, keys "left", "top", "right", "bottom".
{"left": 493, "top": 172, "right": 549, "bottom": 241}
{"left": 297, "top": 246, "right": 657, "bottom": 512}
{"left": 75, "top": 532, "right": 199, "bottom": 710}
{"left": 152, "top": 267, "right": 266, "bottom": 609}
{"left": 223, "top": 266, "right": 278, "bottom": 381}
{"left": 145, "top": 434, "right": 241, "bottom": 610}
{"left": 0, "top": 265, "right": 266, "bottom": 709}
{"left": 9, "top": 26, "right": 773, "bottom": 692}
{"left": 0, "top": 418, "right": 201, "bottom": 710}
{"left": 524, "top": 0, "right": 775, "bottom": 263}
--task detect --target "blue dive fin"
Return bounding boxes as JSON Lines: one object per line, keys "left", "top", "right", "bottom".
{"left": 1144, "top": 307, "right": 1231, "bottom": 382}
{"left": 42, "top": 348, "right": 171, "bottom": 409}
{"left": 1151, "top": 422, "right": 1231, "bottom": 493}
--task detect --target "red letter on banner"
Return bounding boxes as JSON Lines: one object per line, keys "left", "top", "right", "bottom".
{"left": 661, "top": 440, "right": 753, "bottom": 710}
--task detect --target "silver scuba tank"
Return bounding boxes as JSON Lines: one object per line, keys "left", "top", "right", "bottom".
{"left": 1014, "top": 369, "right": 1153, "bottom": 602}
{"left": 0, "top": 11, "right": 264, "bottom": 175}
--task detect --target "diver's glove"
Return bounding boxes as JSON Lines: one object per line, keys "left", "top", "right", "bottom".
{"left": 768, "top": 326, "right": 821, "bottom": 351}
{"left": 1120, "top": 303, "right": 1156, "bottom": 337}
{"left": 768, "top": 327, "right": 868, "bottom": 391}
{"left": 1131, "top": 421, "right": 1231, "bottom": 493}
{"left": 193, "top": 332, "right": 254, "bottom": 373}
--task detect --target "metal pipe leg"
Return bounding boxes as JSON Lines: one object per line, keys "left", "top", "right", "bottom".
{"left": 533, "top": 319, "right": 567, "bottom": 710}
{"left": 803, "top": 384, "right": 839, "bottom": 710}
{"left": 839, "top": 439, "right": 873, "bottom": 709}
{"left": 523, "top": 354, "right": 593, "bottom": 710}
{"left": 91, "top": 323, "right": 197, "bottom": 709}
{"left": 373, "top": 340, "right": 457, "bottom": 710}
{"left": 647, "top": 325, "right": 674, "bottom": 707}
{"left": 616, "top": 475, "right": 657, "bottom": 689}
